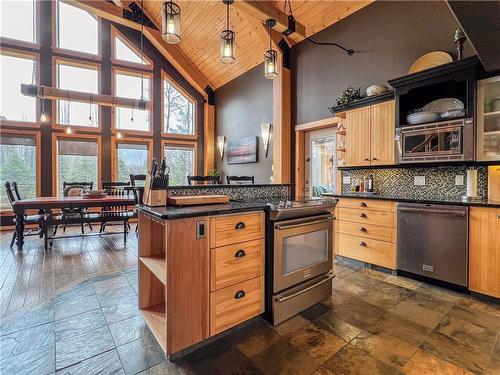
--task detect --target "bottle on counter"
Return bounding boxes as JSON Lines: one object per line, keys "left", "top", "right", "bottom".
{"left": 368, "top": 174, "right": 373, "bottom": 192}
{"left": 355, "top": 178, "right": 360, "bottom": 192}
{"left": 360, "top": 178, "right": 364, "bottom": 193}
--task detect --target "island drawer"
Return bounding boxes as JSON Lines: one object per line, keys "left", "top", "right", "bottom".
{"left": 210, "top": 212, "right": 264, "bottom": 248}
{"left": 338, "top": 233, "right": 396, "bottom": 269}
{"left": 338, "top": 207, "right": 395, "bottom": 227}
{"left": 210, "top": 239, "right": 264, "bottom": 291}
{"left": 337, "top": 198, "right": 395, "bottom": 212}
{"left": 338, "top": 221, "right": 396, "bottom": 243}
{"left": 210, "top": 276, "right": 264, "bottom": 336}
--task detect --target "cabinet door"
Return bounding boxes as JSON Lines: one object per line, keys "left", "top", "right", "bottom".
{"left": 469, "top": 207, "right": 500, "bottom": 298}
{"left": 370, "top": 101, "right": 395, "bottom": 165}
{"left": 345, "top": 107, "right": 371, "bottom": 166}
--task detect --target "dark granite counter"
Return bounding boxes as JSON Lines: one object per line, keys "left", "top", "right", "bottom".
{"left": 137, "top": 201, "right": 270, "bottom": 220}
{"left": 323, "top": 193, "right": 500, "bottom": 208}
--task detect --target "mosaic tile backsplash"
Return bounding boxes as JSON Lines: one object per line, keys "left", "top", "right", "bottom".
{"left": 341, "top": 166, "right": 488, "bottom": 199}
{"left": 166, "top": 184, "right": 293, "bottom": 200}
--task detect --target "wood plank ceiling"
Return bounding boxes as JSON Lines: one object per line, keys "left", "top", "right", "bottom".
{"left": 141, "top": 1, "right": 373, "bottom": 89}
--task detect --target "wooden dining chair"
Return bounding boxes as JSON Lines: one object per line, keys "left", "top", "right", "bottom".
{"left": 187, "top": 175, "right": 220, "bottom": 185}
{"left": 100, "top": 182, "right": 133, "bottom": 236}
{"left": 226, "top": 176, "right": 255, "bottom": 184}
{"left": 129, "top": 174, "right": 147, "bottom": 186}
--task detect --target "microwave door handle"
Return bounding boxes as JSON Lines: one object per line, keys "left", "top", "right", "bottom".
{"left": 275, "top": 272, "right": 335, "bottom": 303}
{"left": 275, "top": 217, "right": 333, "bottom": 230}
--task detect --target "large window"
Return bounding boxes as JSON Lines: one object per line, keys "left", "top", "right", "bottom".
{"left": 163, "top": 143, "right": 195, "bottom": 186}
{"left": 56, "top": 0, "right": 99, "bottom": 56}
{"left": 0, "top": 52, "right": 37, "bottom": 123}
{"left": 0, "top": 133, "right": 38, "bottom": 210}
{"left": 115, "top": 142, "right": 149, "bottom": 183}
{"left": 0, "top": 1, "right": 36, "bottom": 44}
{"left": 56, "top": 60, "right": 99, "bottom": 127}
{"left": 114, "top": 70, "right": 151, "bottom": 132}
{"left": 56, "top": 137, "right": 99, "bottom": 195}
{"left": 112, "top": 29, "right": 151, "bottom": 67}
{"left": 162, "top": 74, "right": 195, "bottom": 135}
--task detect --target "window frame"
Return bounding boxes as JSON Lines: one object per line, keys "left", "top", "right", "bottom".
{"left": 52, "top": 132, "right": 102, "bottom": 196}
{"left": 0, "top": 48, "right": 41, "bottom": 128}
{"left": 111, "top": 66, "right": 153, "bottom": 136}
{"left": 52, "top": 0, "right": 102, "bottom": 61}
{"left": 110, "top": 26, "right": 153, "bottom": 70}
{"left": 161, "top": 139, "right": 198, "bottom": 185}
{"left": 51, "top": 56, "right": 102, "bottom": 132}
{"left": 0, "top": 128, "right": 41, "bottom": 213}
{"left": 111, "top": 136, "right": 153, "bottom": 182}
{"left": 0, "top": 0, "right": 41, "bottom": 49}
{"left": 161, "top": 70, "right": 198, "bottom": 141}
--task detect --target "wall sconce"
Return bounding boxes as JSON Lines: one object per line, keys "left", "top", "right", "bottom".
{"left": 217, "top": 135, "right": 226, "bottom": 160}
{"left": 260, "top": 123, "right": 272, "bottom": 157}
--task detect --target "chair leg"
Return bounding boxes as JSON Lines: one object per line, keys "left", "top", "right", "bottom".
{"left": 53, "top": 225, "right": 58, "bottom": 236}
{"left": 88, "top": 223, "right": 93, "bottom": 231}
{"left": 81, "top": 221, "right": 85, "bottom": 235}
{"left": 124, "top": 220, "right": 128, "bottom": 243}
{"left": 99, "top": 222, "right": 105, "bottom": 233}
{"left": 10, "top": 231, "right": 16, "bottom": 247}
{"left": 63, "top": 225, "right": 66, "bottom": 233}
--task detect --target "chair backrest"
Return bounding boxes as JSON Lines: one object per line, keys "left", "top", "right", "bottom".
{"left": 63, "top": 181, "right": 93, "bottom": 191}
{"left": 131, "top": 187, "right": 144, "bottom": 205}
{"left": 63, "top": 185, "right": 85, "bottom": 197}
{"left": 4, "top": 181, "right": 21, "bottom": 206}
{"left": 129, "top": 174, "right": 147, "bottom": 186}
{"left": 187, "top": 175, "right": 220, "bottom": 185}
{"left": 226, "top": 176, "right": 255, "bottom": 185}
{"left": 102, "top": 182, "right": 130, "bottom": 198}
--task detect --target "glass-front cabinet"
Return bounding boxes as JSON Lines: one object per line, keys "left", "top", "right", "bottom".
{"left": 477, "top": 76, "right": 500, "bottom": 161}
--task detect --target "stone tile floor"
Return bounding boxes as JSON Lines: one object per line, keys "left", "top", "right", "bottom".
{"left": 1, "top": 261, "right": 499, "bottom": 375}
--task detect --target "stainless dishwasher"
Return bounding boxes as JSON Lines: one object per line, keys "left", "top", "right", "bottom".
{"left": 397, "top": 202, "right": 468, "bottom": 287}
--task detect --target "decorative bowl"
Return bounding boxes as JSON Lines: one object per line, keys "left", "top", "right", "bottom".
{"left": 366, "top": 85, "right": 388, "bottom": 97}
{"left": 406, "top": 111, "right": 441, "bottom": 125}
{"left": 422, "top": 98, "right": 464, "bottom": 113}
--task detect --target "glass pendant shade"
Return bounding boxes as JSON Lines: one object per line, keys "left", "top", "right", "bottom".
{"left": 264, "top": 50, "right": 278, "bottom": 79}
{"left": 220, "top": 30, "right": 235, "bottom": 64}
{"left": 162, "top": 1, "right": 181, "bottom": 44}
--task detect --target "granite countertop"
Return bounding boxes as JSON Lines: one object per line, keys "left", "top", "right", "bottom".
{"left": 323, "top": 192, "right": 500, "bottom": 208}
{"left": 137, "top": 201, "right": 270, "bottom": 220}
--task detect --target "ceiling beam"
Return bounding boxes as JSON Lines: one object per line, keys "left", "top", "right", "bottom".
{"left": 246, "top": 17, "right": 292, "bottom": 50}
{"left": 234, "top": 0, "right": 306, "bottom": 42}
{"left": 68, "top": 0, "right": 213, "bottom": 98}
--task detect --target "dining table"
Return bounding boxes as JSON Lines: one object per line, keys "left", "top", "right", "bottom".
{"left": 11, "top": 196, "right": 135, "bottom": 250}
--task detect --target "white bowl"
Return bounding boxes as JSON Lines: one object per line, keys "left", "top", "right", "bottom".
{"left": 406, "top": 111, "right": 441, "bottom": 125}
{"left": 366, "top": 85, "right": 388, "bottom": 97}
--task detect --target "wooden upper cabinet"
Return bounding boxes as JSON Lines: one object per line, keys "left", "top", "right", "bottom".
{"left": 345, "top": 107, "right": 371, "bottom": 166}
{"left": 370, "top": 101, "right": 395, "bottom": 165}
{"left": 469, "top": 207, "right": 500, "bottom": 298}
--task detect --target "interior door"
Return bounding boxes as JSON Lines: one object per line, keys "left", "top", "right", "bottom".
{"left": 345, "top": 107, "right": 371, "bottom": 166}
{"left": 371, "top": 100, "right": 396, "bottom": 165}
{"left": 304, "top": 128, "right": 336, "bottom": 197}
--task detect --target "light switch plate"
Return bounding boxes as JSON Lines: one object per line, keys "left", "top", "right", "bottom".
{"left": 414, "top": 176, "right": 426, "bottom": 186}
{"left": 455, "top": 175, "right": 464, "bottom": 186}
{"left": 342, "top": 176, "right": 351, "bottom": 184}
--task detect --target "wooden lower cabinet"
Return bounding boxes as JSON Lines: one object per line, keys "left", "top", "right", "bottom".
{"left": 469, "top": 207, "right": 500, "bottom": 298}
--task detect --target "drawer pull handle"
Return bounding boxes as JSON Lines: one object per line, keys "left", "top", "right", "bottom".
{"left": 359, "top": 202, "right": 367, "bottom": 207}
{"left": 359, "top": 241, "right": 367, "bottom": 247}
{"left": 234, "top": 290, "right": 246, "bottom": 299}
{"left": 235, "top": 249, "right": 246, "bottom": 258}
{"left": 359, "top": 227, "right": 367, "bottom": 232}
{"left": 364, "top": 158, "right": 370, "bottom": 161}
{"left": 360, "top": 213, "right": 367, "bottom": 218}
{"left": 373, "top": 157, "right": 378, "bottom": 161}
{"left": 235, "top": 222, "right": 246, "bottom": 230}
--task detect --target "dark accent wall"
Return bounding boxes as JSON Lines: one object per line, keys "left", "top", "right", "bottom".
{"left": 215, "top": 64, "right": 273, "bottom": 184}
{"left": 292, "top": 1, "right": 473, "bottom": 125}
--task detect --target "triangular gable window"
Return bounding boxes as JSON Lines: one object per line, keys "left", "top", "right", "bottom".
{"left": 112, "top": 28, "right": 152, "bottom": 66}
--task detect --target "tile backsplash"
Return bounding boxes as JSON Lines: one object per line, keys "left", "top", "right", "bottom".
{"left": 341, "top": 166, "right": 488, "bottom": 199}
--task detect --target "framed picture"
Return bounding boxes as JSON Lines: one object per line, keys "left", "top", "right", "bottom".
{"left": 227, "top": 136, "right": 258, "bottom": 164}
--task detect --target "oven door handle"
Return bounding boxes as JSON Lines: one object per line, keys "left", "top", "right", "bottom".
{"left": 275, "top": 272, "right": 335, "bottom": 303}
{"left": 275, "top": 217, "right": 333, "bottom": 230}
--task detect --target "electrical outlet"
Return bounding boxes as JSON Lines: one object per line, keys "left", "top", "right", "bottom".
{"left": 455, "top": 175, "right": 464, "bottom": 186}
{"left": 342, "top": 176, "right": 351, "bottom": 184}
{"left": 414, "top": 176, "right": 426, "bottom": 186}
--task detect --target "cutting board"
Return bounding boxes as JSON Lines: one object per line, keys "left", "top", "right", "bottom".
{"left": 488, "top": 166, "right": 500, "bottom": 201}
{"left": 167, "top": 194, "right": 230, "bottom": 206}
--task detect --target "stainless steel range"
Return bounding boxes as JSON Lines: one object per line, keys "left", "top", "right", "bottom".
{"left": 264, "top": 198, "right": 337, "bottom": 325}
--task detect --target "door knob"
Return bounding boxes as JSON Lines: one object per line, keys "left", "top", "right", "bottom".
{"left": 364, "top": 158, "right": 370, "bottom": 161}
{"left": 372, "top": 157, "right": 378, "bottom": 161}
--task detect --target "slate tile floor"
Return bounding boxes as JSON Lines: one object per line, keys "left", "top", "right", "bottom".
{"left": 1, "top": 262, "right": 500, "bottom": 375}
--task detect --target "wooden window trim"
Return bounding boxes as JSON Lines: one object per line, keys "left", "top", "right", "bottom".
{"left": 111, "top": 66, "right": 154, "bottom": 136}
{"left": 0, "top": 0, "right": 41, "bottom": 49}
{"left": 52, "top": 132, "right": 102, "bottom": 196}
{"left": 110, "top": 26, "right": 153, "bottom": 71}
{"left": 0, "top": 48, "right": 41, "bottom": 128}
{"left": 161, "top": 139, "right": 198, "bottom": 177}
{"left": 52, "top": 0, "right": 102, "bottom": 60}
{"left": 161, "top": 70, "right": 197, "bottom": 138}
{"left": 0, "top": 128, "right": 42, "bottom": 213}
{"left": 110, "top": 137, "right": 153, "bottom": 181}
{"left": 51, "top": 56, "right": 102, "bottom": 131}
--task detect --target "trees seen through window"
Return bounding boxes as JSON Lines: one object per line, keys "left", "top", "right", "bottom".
{"left": 116, "top": 143, "right": 148, "bottom": 183}
{"left": 164, "top": 145, "right": 194, "bottom": 186}
{"left": 163, "top": 78, "right": 194, "bottom": 135}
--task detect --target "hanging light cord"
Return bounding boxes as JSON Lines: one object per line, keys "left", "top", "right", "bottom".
{"left": 283, "top": 0, "right": 354, "bottom": 56}
{"left": 31, "top": 0, "right": 36, "bottom": 85}
{"left": 226, "top": 0, "right": 230, "bottom": 31}
{"left": 268, "top": 21, "right": 272, "bottom": 51}
{"left": 140, "top": 0, "right": 145, "bottom": 101}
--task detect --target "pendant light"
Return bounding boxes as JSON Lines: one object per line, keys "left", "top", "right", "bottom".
{"left": 162, "top": 0, "right": 181, "bottom": 44}
{"left": 264, "top": 19, "right": 278, "bottom": 79}
{"left": 220, "top": 0, "right": 235, "bottom": 64}
{"left": 40, "top": 87, "right": 48, "bottom": 123}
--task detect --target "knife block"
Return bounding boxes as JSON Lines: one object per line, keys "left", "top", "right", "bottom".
{"left": 143, "top": 174, "right": 167, "bottom": 207}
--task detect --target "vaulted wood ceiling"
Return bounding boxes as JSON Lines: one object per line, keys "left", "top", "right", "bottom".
{"left": 140, "top": 0, "right": 373, "bottom": 89}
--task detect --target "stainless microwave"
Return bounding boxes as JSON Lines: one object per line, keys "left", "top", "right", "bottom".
{"left": 396, "top": 118, "right": 474, "bottom": 163}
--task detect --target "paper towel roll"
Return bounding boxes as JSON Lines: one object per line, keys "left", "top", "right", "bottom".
{"left": 466, "top": 169, "right": 478, "bottom": 198}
